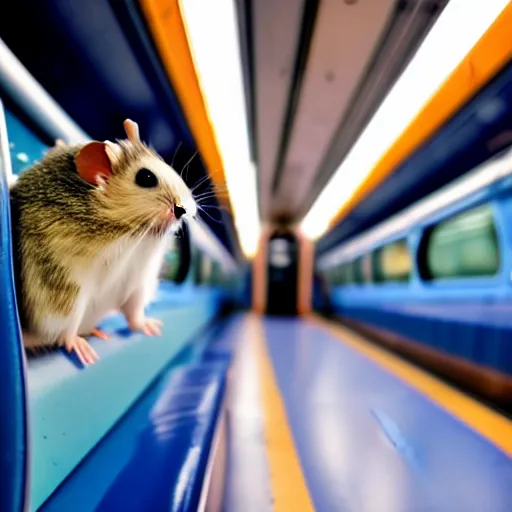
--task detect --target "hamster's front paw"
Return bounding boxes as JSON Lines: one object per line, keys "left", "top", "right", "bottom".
{"left": 128, "top": 317, "right": 163, "bottom": 337}
{"left": 63, "top": 335, "right": 100, "bottom": 366}
{"left": 91, "top": 328, "right": 110, "bottom": 341}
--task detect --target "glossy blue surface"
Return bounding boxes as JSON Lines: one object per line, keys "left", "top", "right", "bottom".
{"left": 0, "top": 101, "right": 28, "bottom": 512}
{"left": 323, "top": 153, "right": 512, "bottom": 377}
{"left": 4, "top": 108, "right": 49, "bottom": 175}
{"left": 332, "top": 303, "right": 512, "bottom": 374}
{"left": 28, "top": 291, "right": 224, "bottom": 510}
{"left": 40, "top": 316, "right": 241, "bottom": 511}
{"left": 222, "top": 317, "right": 273, "bottom": 512}
{"left": 2, "top": 91, "right": 240, "bottom": 508}
{"left": 263, "top": 318, "right": 512, "bottom": 512}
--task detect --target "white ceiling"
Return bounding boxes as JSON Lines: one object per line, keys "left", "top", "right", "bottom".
{"left": 247, "top": 0, "right": 449, "bottom": 224}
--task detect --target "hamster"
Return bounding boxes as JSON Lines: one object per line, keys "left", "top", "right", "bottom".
{"left": 10, "top": 119, "right": 196, "bottom": 366}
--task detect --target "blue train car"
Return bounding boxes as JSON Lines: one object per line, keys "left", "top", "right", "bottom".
{"left": 2, "top": 1, "right": 512, "bottom": 511}
{"left": 318, "top": 147, "right": 512, "bottom": 403}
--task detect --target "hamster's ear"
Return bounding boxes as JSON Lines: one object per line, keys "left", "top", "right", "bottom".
{"left": 104, "top": 140, "right": 123, "bottom": 162}
{"left": 75, "top": 142, "right": 113, "bottom": 186}
{"left": 124, "top": 119, "right": 140, "bottom": 143}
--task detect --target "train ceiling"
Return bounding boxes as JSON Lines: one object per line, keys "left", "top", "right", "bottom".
{"left": 238, "top": 0, "right": 512, "bottom": 255}
{"left": 1, "top": 0, "right": 511, "bottom": 260}
{"left": 237, "top": 0, "right": 449, "bottom": 223}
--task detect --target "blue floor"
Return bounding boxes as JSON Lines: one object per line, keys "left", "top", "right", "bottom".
{"left": 38, "top": 314, "right": 512, "bottom": 511}
{"left": 262, "top": 318, "right": 512, "bottom": 512}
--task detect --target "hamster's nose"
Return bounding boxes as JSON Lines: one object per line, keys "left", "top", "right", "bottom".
{"left": 174, "top": 205, "right": 186, "bottom": 219}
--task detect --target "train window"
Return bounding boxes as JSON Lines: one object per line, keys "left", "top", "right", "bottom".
{"left": 192, "top": 249, "right": 203, "bottom": 284}
{"left": 328, "top": 266, "right": 340, "bottom": 286}
{"left": 160, "top": 223, "right": 191, "bottom": 284}
{"left": 373, "top": 239, "right": 411, "bottom": 282}
{"left": 5, "top": 107, "right": 50, "bottom": 176}
{"left": 201, "top": 255, "right": 213, "bottom": 283}
{"left": 269, "top": 237, "right": 293, "bottom": 268}
{"left": 353, "top": 258, "right": 364, "bottom": 284}
{"left": 160, "top": 239, "right": 182, "bottom": 282}
{"left": 361, "top": 254, "right": 373, "bottom": 283}
{"left": 211, "top": 261, "right": 221, "bottom": 286}
{"left": 336, "top": 265, "right": 348, "bottom": 285}
{"left": 335, "top": 266, "right": 344, "bottom": 285}
{"left": 340, "top": 262, "right": 353, "bottom": 284}
{"left": 423, "top": 203, "right": 500, "bottom": 279}
{"left": 332, "top": 266, "right": 341, "bottom": 285}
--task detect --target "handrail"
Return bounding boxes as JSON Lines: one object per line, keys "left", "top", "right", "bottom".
{"left": 0, "top": 38, "right": 89, "bottom": 145}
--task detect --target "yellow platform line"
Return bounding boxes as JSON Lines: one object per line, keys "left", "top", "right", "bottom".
{"left": 311, "top": 315, "right": 512, "bottom": 456}
{"left": 248, "top": 314, "right": 315, "bottom": 512}
{"left": 331, "top": 3, "right": 512, "bottom": 228}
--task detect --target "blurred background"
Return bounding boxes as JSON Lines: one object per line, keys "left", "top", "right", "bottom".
{"left": 1, "top": 1, "right": 512, "bottom": 511}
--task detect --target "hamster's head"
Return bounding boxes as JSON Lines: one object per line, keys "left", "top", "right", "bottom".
{"left": 75, "top": 119, "right": 197, "bottom": 237}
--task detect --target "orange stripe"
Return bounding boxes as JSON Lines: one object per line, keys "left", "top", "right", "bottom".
{"left": 252, "top": 225, "right": 271, "bottom": 313}
{"left": 312, "top": 315, "right": 512, "bottom": 456}
{"left": 297, "top": 229, "right": 314, "bottom": 315}
{"left": 249, "top": 314, "right": 315, "bottom": 511}
{"left": 139, "top": 0, "right": 231, "bottom": 211}
{"left": 330, "top": 4, "right": 512, "bottom": 227}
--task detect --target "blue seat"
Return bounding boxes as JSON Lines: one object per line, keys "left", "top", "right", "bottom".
{"left": 340, "top": 301, "right": 512, "bottom": 375}
{"left": 1, "top": 103, "right": 237, "bottom": 510}
{"left": 0, "top": 102, "right": 29, "bottom": 512}
{"left": 94, "top": 362, "right": 228, "bottom": 512}
{"left": 39, "top": 315, "right": 244, "bottom": 511}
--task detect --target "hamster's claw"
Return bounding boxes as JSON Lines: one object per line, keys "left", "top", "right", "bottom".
{"left": 91, "top": 328, "right": 110, "bottom": 341}
{"left": 129, "top": 317, "right": 163, "bottom": 337}
{"left": 65, "top": 335, "right": 100, "bottom": 366}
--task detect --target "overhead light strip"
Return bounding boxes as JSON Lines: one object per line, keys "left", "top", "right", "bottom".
{"left": 139, "top": 0, "right": 231, "bottom": 213}
{"left": 301, "top": 0, "right": 512, "bottom": 240}
{"left": 318, "top": 146, "right": 512, "bottom": 269}
{"left": 179, "top": 0, "right": 260, "bottom": 257}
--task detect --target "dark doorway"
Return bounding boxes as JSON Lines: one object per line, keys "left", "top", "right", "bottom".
{"left": 266, "top": 230, "right": 299, "bottom": 316}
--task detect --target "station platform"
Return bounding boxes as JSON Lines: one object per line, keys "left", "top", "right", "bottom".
{"left": 39, "top": 313, "right": 512, "bottom": 511}
{"left": 225, "top": 315, "right": 512, "bottom": 512}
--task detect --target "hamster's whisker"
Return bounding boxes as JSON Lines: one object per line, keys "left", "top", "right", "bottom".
{"left": 195, "top": 197, "right": 229, "bottom": 209}
{"left": 134, "top": 217, "right": 158, "bottom": 240}
{"left": 194, "top": 192, "right": 219, "bottom": 202}
{"left": 171, "top": 141, "right": 182, "bottom": 168}
{"left": 197, "top": 205, "right": 223, "bottom": 224}
{"left": 181, "top": 151, "right": 198, "bottom": 181}
{"left": 191, "top": 179, "right": 228, "bottom": 195}
{"left": 197, "top": 203, "right": 223, "bottom": 210}
{"left": 193, "top": 189, "right": 229, "bottom": 204}
{"left": 190, "top": 174, "right": 212, "bottom": 193}
{"left": 195, "top": 193, "right": 230, "bottom": 203}
{"left": 197, "top": 203, "right": 230, "bottom": 214}
{"left": 194, "top": 186, "right": 229, "bottom": 199}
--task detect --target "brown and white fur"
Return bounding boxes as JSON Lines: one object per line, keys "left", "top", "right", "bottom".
{"left": 10, "top": 119, "right": 196, "bottom": 366}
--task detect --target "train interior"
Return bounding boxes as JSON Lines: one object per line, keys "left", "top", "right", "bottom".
{"left": 1, "top": 1, "right": 512, "bottom": 511}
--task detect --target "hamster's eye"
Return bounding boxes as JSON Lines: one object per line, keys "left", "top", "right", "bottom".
{"left": 135, "top": 168, "right": 158, "bottom": 188}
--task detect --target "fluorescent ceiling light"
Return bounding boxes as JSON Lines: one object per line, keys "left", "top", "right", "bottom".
{"left": 180, "top": 0, "right": 260, "bottom": 257}
{"left": 301, "top": 0, "right": 509, "bottom": 240}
